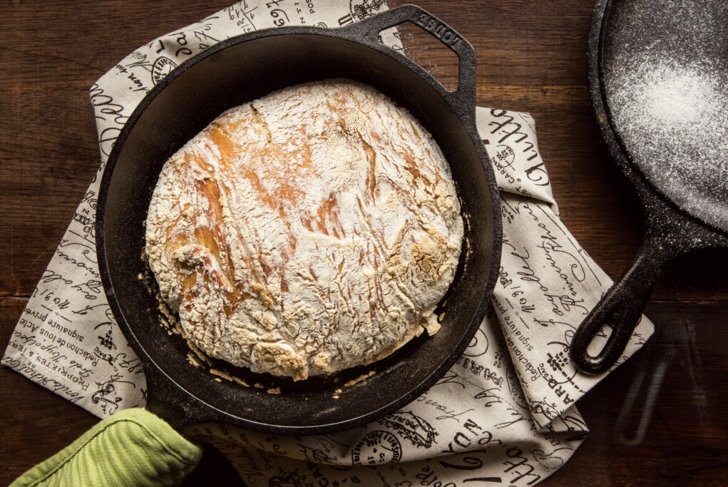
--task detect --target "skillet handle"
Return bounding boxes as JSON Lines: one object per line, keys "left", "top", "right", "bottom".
{"left": 569, "top": 190, "right": 725, "bottom": 375}
{"left": 569, "top": 230, "right": 673, "bottom": 375}
{"left": 343, "top": 4, "right": 477, "bottom": 113}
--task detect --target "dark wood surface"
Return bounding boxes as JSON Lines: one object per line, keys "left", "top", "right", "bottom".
{"left": 2, "top": 1, "right": 726, "bottom": 485}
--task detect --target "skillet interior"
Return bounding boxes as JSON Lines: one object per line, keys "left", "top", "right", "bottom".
{"left": 599, "top": 0, "right": 728, "bottom": 233}
{"left": 98, "top": 29, "right": 499, "bottom": 433}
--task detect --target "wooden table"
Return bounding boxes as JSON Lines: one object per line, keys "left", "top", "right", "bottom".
{"left": 2, "top": 1, "right": 726, "bottom": 485}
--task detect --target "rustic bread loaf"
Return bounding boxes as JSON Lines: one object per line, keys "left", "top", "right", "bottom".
{"left": 145, "top": 79, "right": 463, "bottom": 380}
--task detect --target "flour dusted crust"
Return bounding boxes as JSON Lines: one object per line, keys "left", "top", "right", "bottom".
{"left": 145, "top": 79, "right": 463, "bottom": 380}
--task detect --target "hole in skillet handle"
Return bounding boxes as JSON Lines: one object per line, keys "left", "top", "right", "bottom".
{"left": 393, "top": 21, "right": 461, "bottom": 92}
{"left": 569, "top": 273, "right": 657, "bottom": 376}
{"left": 340, "top": 4, "right": 477, "bottom": 118}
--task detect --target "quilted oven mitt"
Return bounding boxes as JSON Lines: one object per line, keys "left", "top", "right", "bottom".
{"left": 11, "top": 408, "right": 202, "bottom": 487}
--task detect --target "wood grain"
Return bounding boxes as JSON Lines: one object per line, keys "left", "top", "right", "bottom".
{"left": 1, "top": 1, "right": 726, "bottom": 485}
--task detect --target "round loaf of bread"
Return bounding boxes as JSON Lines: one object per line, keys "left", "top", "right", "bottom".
{"left": 145, "top": 79, "right": 463, "bottom": 380}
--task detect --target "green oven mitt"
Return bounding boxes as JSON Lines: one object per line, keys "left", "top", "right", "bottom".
{"left": 11, "top": 408, "right": 202, "bottom": 487}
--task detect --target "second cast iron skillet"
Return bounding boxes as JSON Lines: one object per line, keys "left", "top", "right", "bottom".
{"left": 571, "top": 0, "right": 728, "bottom": 374}
{"left": 97, "top": 5, "right": 502, "bottom": 434}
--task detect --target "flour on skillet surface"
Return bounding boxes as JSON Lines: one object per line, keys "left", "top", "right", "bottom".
{"left": 603, "top": 0, "right": 728, "bottom": 230}
{"left": 145, "top": 79, "right": 463, "bottom": 381}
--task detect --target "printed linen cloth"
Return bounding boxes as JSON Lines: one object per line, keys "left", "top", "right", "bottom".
{"left": 2, "top": 1, "right": 653, "bottom": 485}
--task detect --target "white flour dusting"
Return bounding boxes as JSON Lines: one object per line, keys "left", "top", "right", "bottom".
{"left": 637, "top": 62, "right": 720, "bottom": 127}
{"left": 602, "top": 0, "right": 728, "bottom": 230}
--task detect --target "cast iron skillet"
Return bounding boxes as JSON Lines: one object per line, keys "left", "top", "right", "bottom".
{"left": 97, "top": 5, "right": 501, "bottom": 434}
{"left": 571, "top": 0, "right": 728, "bottom": 374}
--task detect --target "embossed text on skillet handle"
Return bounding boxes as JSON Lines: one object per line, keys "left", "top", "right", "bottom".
{"left": 342, "top": 4, "right": 477, "bottom": 113}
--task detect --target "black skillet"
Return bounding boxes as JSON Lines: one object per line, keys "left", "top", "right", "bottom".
{"left": 97, "top": 5, "right": 501, "bottom": 434}
{"left": 570, "top": 0, "right": 728, "bottom": 374}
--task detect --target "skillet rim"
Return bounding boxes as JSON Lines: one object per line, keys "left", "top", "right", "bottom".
{"left": 96, "top": 13, "right": 502, "bottom": 433}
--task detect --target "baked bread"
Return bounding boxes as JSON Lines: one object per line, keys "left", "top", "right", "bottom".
{"left": 145, "top": 79, "right": 463, "bottom": 380}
